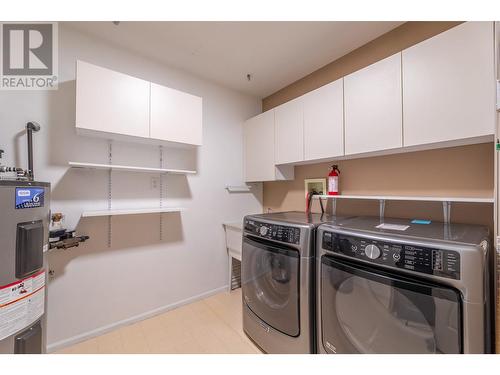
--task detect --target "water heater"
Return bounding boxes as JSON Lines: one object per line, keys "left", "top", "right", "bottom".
{"left": 0, "top": 121, "right": 50, "bottom": 354}
{"left": 0, "top": 180, "right": 50, "bottom": 354}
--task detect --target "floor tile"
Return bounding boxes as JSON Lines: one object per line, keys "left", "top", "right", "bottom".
{"left": 55, "top": 288, "right": 259, "bottom": 354}
{"left": 57, "top": 337, "right": 100, "bottom": 354}
{"left": 119, "top": 323, "right": 150, "bottom": 354}
{"left": 96, "top": 329, "right": 124, "bottom": 354}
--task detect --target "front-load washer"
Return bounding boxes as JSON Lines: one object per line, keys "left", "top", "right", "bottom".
{"left": 241, "top": 211, "right": 349, "bottom": 353}
{"left": 316, "top": 216, "right": 491, "bottom": 354}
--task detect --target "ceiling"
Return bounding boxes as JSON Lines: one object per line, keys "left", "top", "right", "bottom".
{"left": 65, "top": 21, "right": 404, "bottom": 98}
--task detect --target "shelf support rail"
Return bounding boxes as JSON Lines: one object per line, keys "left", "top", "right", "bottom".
{"left": 442, "top": 201, "right": 452, "bottom": 225}
{"left": 159, "top": 146, "right": 164, "bottom": 241}
{"left": 379, "top": 199, "right": 386, "bottom": 222}
{"left": 107, "top": 141, "right": 113, "bottom": 248}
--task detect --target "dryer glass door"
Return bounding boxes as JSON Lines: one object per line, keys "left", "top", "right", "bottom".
{"left": 320, "top": 256, "right": 462, "bottom": 354}
{"left": 242, "top": 236, "right": 300, "bottom": 337}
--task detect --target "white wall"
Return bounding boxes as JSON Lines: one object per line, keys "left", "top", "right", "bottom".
{"left": 0, "top": 25, "right": 263, "bottom": 350}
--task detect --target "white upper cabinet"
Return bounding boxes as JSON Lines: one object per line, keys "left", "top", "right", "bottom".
{"left": 242, "top": 22, "right": 494, "bottom": 181}
{"left": 344, "top": 53, "right": 403, "bottom": 155}
{"left": 76, "top": 60, "right": 203, "bottom": 146}
{"left": 150, "top": 83, "right": 203, "bottom": 146}
{"left": 76, "top": 60, "right": 150, "bottom": 138}
{"left": 244, "top": 110, "right": 276, "bottom": 182}
{"left": 274, "top": 97, "right": 304, "bottom": 164}
{"left": 402, "top": 22, "right": 495, "bottom": 147}
{"left": 303, "top": 79, "right": 344, "bottom": 161}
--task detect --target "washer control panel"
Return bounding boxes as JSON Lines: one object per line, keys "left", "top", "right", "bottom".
{"left": 244, "top": 219, "right": 300, "bottom": 245}
{"left": 322, "top": 231, "right": 460, "bottom": 279}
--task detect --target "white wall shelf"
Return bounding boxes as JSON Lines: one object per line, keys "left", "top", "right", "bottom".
{"left": 82, "top": 207, "right": 183, "bottom": 218}
{"left": 69, "top": 161, "right": 196, "bottom": 175}
{"left": 312, "top": 194, "right": 494, "bottom": 203}
{"left": 313, "top": 194, "right": 493, "bottom": 224}
{"left": 225, "top": 185, "right": 252, "bottom": 192}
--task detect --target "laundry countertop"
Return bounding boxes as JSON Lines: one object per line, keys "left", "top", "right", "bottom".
{"left": 223, "top": 221, "right": 243, "bottom": 231}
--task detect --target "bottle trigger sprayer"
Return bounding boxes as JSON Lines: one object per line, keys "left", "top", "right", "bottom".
{"left": 328, "top": 165, "right": 340, "bottom": 195}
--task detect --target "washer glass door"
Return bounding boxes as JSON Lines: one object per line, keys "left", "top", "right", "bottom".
{"left": 242, "top": 236, "right": 300, "bottom": 337}
{"left": 320, "top": 256, "right": 462, "bottom": 354}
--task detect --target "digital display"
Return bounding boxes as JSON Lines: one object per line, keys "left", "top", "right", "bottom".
{"left": 322, "top": 232, "right": 460, "bottom": 280}
{"left": 245, "top": 220, "right": 300, "bottom": 245}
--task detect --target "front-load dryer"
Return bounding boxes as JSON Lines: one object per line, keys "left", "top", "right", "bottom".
{"left": 316, "top": 216, "right": 491, "bottom": 354}
{"left": 241, "top": 211, "right": 350, "bottom": 353}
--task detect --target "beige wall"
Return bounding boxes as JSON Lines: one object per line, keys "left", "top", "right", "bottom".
{"left": 264, "top": 143, "right": 494, "bottom": 231}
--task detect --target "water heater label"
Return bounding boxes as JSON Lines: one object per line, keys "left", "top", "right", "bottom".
{"left": 15, "top": 187, "right": 45, "bottom": 209}
{"left": 0, "top": 271, "right": 45, "bottom": 341}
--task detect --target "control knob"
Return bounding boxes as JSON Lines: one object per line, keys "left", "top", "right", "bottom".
{"left": 259, "top": 226, "right": 269, "bottom": 236}
{"left": 365, "top": 244, "right": 381, "bottom": 259}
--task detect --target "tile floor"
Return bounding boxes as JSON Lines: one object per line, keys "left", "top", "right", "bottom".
{"left": 56, "top": 288, "right": 261, "bottom": 354}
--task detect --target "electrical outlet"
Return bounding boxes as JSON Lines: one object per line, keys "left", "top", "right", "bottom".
{"left": 151, "top": 177, "right": 159, "bottom": 190}
{"left": 304, "top": 178, "right": 326, "bottom": 197}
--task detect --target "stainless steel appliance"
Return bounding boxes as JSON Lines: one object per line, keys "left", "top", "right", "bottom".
{"left": 241, "top": 211, "right": 347, "bottom": 354}
{"left": 316, "top": 216, "right": 491, "bottom": 354}
{"left": 0, "top": 122, "right": 50, "bottom": 354}
{"left": 0, "top": 180, "right": 50, "bottom": 354}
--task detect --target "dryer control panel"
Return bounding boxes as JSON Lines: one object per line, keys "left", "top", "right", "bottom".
{"left": 244, "top": 219, "right": 300, "bottom": 245}
{"left": 322, "top": 231, "right": 461, "bottom": 280}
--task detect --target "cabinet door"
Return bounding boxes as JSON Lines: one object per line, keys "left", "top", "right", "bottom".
{"left": 150, "top": 83, "right": 203, "bottom": 146}
{"left": 402, "top": 22, "right": 495, "bottom": 147}
{"left": 344, "top": 53, "right": 402, "bottom": 155}
{"left": 76, "top": 60, "right": 150, "bottom": 138}
{"left": 303, "top": 79, "right": 344, "bottom": 160}
{"left": 244, "top": 111, "right": 276, "bottom": 182}
{"left": 274, "top": 98, "right": 304, "bottom": 164}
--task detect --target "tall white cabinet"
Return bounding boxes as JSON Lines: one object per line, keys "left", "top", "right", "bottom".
{"left": 274, "top": 98, "right": 304, "bottom": 164}
{"left": 303, "top": 79, "right": 344, "bottom": 161}
{"left": 244, "top": 111, "right": 276, "bottom": 182}
{"left": 344, "top": 53, "right": 403, "bottom": 155}
{"left": 402, "top": 22, "right": 495, "bottom": 147}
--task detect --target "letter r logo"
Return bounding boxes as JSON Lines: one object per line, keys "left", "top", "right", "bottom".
{"left": 2, "top": 23, "right": 53, "bottom": 75}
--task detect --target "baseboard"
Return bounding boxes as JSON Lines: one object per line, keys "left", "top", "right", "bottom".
{"left": 47, "top": 284, "right": 229, "bottom": 353}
